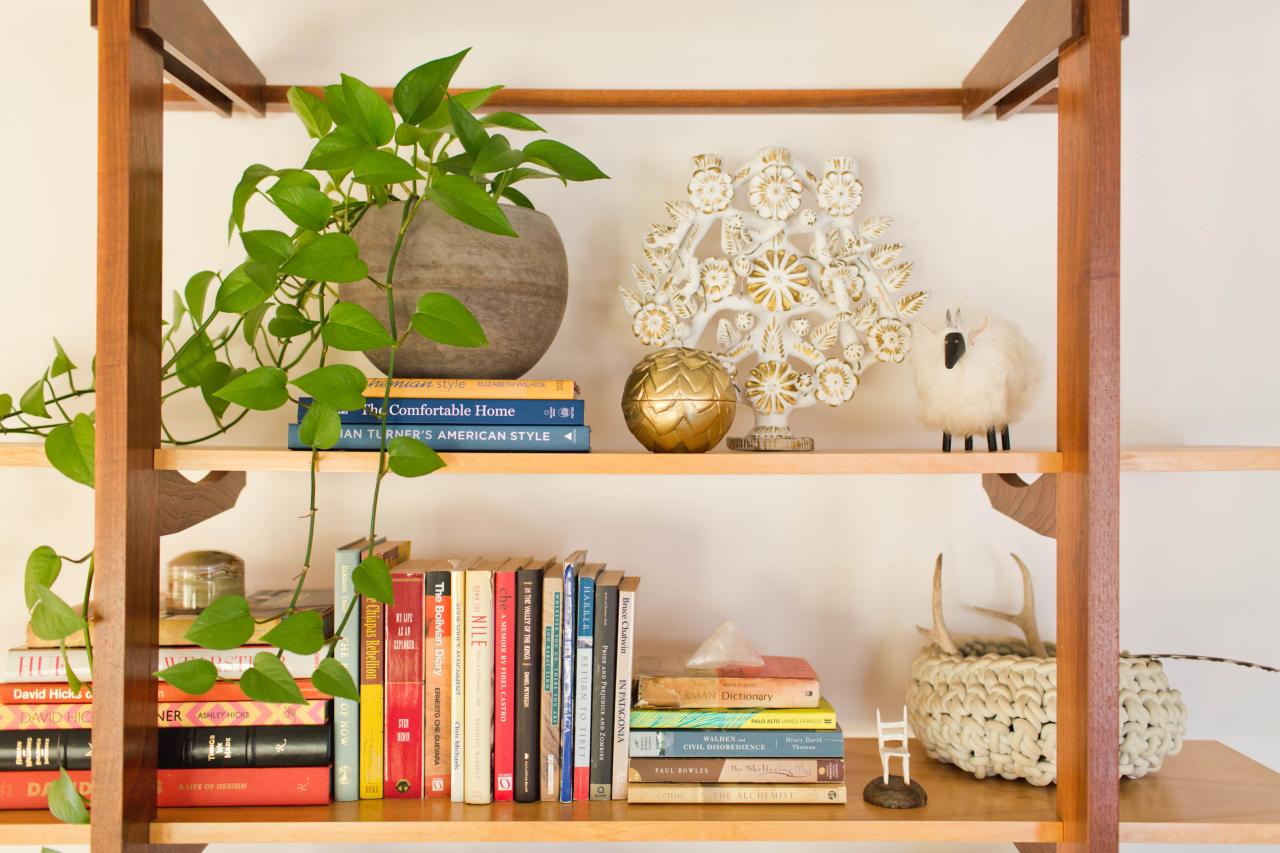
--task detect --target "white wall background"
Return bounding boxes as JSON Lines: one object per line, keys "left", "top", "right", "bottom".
{"left": 1, "top": 1, "right": 1276, "bottom": 851}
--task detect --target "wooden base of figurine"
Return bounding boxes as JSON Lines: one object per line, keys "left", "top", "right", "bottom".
{"left": 728, "top": 426, "right": 814, "bottom": 452}
{"left": 862, "top": 775, "right": 928, "bottom": 809}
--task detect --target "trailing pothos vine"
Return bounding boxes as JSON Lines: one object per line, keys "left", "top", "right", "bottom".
{"left": 0, "top": 48, "right": 606, "bottom": 821}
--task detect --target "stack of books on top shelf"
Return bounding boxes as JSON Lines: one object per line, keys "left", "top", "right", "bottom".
{"left": 626, "top": 656, "right": 847, "bottom": 804}
{"left": 333, "top": 547, "right": 641, "bottom": 803}
{"left": 0, "top": 590, "right": 336, "bottom": 808}
{"left": 290, "top": 377, "right": 589, "bottom": 453}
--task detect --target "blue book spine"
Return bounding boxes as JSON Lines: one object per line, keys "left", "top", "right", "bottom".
{"left": 558, "top": 561, "right": 577, "bottom": 803}
{"left": 288, "top": 424, "right": 590, "bottom": 452}
{"left": 299, "top": 397, "right": 586, "bottom": 426}
{"left": 628, "top": 729, "right": 846, "bottom": 758}
{"left": 571, "top": 572, "right": 597, "bottom": 798}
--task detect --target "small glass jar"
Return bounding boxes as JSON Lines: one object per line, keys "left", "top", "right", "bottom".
{"left": 165, "top": 551, "right": 245, "bottom": 615}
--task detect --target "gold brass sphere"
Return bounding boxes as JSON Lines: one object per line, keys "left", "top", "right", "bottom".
{"left": 621, "top": 348, "right": 737, "bottom": 453}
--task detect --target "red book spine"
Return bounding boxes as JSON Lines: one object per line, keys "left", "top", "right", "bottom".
{"left": 0, "top": 767, "right": 330, "bottom": 808}
{"left": 385, "top": 568, "right": 426, "bottom": 798}
{"left": 493, "top": 569, "right": 517, "bottom": 801}
{"left": 423, "top": 570, "right": 452, "bottom": 798}
{"left": 0, "top": 681, "right": 327, "bottom": 704}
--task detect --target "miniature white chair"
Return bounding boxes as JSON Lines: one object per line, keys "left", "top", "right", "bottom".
{"left": 876, "top": 706, "right": 912, "bottom": 785}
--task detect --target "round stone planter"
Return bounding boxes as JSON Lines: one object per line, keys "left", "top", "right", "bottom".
{"left": 343, "top": 200, "right": 569, "bottom": 379}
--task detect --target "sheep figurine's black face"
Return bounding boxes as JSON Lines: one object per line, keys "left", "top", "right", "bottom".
{"left": 944, "top": 331, "right": 966, "bottom": 369}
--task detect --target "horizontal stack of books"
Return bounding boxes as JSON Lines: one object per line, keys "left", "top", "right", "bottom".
{"left": 626, "top": 656, "right": 847, "bottom": 804}
{"left": 290, "top": 377, "right": 589, "bottom": 453}
{"left": 0, "top": 591, "right": 335, "bottom": 808}
{"left": 335, "top": 548, "right": 641, "bottom": 804}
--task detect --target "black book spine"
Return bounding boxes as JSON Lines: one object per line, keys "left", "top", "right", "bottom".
{"left": 0, "top": 730, "right": 92, "bottom": 771}
{"left": 157, "top": 725, "right": 333, "bottom": 768}
{"left": 513, "top": 568, "right": 542, "bottom": 802}
{"left": 589, "top": 581, "right": 619, "bottom": 800}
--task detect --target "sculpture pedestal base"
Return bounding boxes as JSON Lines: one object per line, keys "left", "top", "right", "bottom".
{"left": 728, "top": 425, "right": 814, "bottom": 452}
{"left": 862, "top": 775, "right": 928, "bottom": 809}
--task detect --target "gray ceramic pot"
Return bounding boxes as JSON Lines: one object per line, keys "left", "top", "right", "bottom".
{"left": 343, "top": 201, "right": 568, "bottom": 379}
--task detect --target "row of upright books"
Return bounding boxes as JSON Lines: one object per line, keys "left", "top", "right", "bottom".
{"left": 0, "top": 591, "right": 336, "bottom": 808}
{"left": 335, "top": 544, "right": 639, "bottom": 802}
{"left": 289, "top": 377, "right": 590, "bottom": 453}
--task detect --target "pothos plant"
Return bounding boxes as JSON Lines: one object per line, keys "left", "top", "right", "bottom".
{"left": 1, "top": 48, "right": 605, "bottom": 822}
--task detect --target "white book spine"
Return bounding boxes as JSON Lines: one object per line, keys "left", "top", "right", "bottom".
{"left": 463, "top": 569, "right": 494, "bottom": 804}
{"left": 449, "top": 567, "right": 466, "bottom": 803}
{"left": 610, "top": 584, "right": 637, "bottom": 799}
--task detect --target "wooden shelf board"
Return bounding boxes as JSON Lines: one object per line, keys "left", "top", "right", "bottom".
{"left": 0, "top": 810, "right": 88, "bottom": 845}
{"left": 149, "top": 739, "right": 1059, "bottom": 844}
{"left": 165, "top": 84, "right": 1010, "bottom": 115}
{"left": 152, "top": 447, "right": 1062, "bottom": 475}
{"left": 1120, "top": 445, "right": 1280, "bottom": 472}
{"left": 1119, "top": 740, "right": 1280, "bottom": 843}
{"left": 139, "top": 740, "right": 1280, "bottom": 845}
{"left": 5, "top": 443, "right": 1280, "bottom": 475}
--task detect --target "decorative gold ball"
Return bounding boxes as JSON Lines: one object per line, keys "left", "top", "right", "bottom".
{"left": 621, "top": 348, "right": 737, "bottom": 453}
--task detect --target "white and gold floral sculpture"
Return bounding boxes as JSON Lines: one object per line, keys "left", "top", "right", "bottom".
{"left": 620, "top": 147, "right": 927, "bottom": 450}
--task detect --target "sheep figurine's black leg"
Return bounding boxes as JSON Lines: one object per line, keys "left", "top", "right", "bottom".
{"left": 987, "top": 428, "right": 998, "bottom": 452}
{"left": 942, "top": 433, "right": 952, "bottom": 453}
{"left": 1001, "top": 425, "right": 1011, "bottom": 451}
{"left": 964, "top": 435, "right": 974, "bottom": 452}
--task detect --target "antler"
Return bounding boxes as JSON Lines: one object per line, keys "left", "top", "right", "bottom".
{"left": 916, "top": 554, "right": 960, "bottom": 655}
{"left": 972, "top": 553, "right": 1048, "bottom": 657}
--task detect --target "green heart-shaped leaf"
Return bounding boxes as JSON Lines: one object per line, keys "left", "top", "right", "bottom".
{"left": 44, "top": 414, "right": 94, "bottom": 488}
{"left": 24, "top": 546, "right": 61, "bottom": 610}
{"left": 321, "top": 302, "right": 394, "bottom": 350}
{"left": 411, "top": 292, "right": 487, "bottom": 348}
{"left": 281, "top": 233, "right": 368, "bottom": 283}
{"left": 47, "top": 768, "right": 89, "bottom": 824}
{"left": 312, "top": 656, "right": 360, "bottom": 702}
{"left": 481, "top": 111, "right": 544, "bottom": 131}
{"left": 261, "top": 610, "right": 327, "bottom": 655}
{"left": 184, "top": 270, "right": 217, "bottom": 323}
{"left": 286, "top": 86, "right": 332, "bottom": 139}
{"left": 229, "top": 163, "right": 274, "bottom": 238}
{"left": 352, "top": 149, "right": 423, "bottom": 186}
{"left": 297, "top": 400, "right": 341, "bottom": 450}
{"left": 239, "top": 652, "right": 306, "bottom": 704}
{"left": 213, "top": 366, "right": 288, "bottom": 411}
{"left": 352, "top": 555, "right": 394, "bottom": 604}
{"left": 267, "top": 185, "right": 333, "bottom": 232}
{"left": 341, "top": 74, "right": 395, "bottom": 146}
{"left": 241, "top": 230, "right": 294, "bottom": 265}
{"left": 29, "top": 584, "right": 86, "bottom": 642}
{"left": 393, "top": 49, "right": 470, "bottom": 124}
{"left": 425, "top": 174, "right": 516, "bottom": 237}
{"left": 304, "top": 126, "right": 371, "bottom": 171}
{"left": 291, "top": 364, "right": 367, "bottom": 410}
{"left": 154, "top": 658, "right": 218, "bottom": 695}
{"left": 184, "top": 594, "right": 255, "bottom": 649}
{"left": 267, "top": 305, "right": 318, "bottom": 339}
{"left": 388, "top": 435, "right": 446, "bottom": 478}
{"left": 215, "top": 261, "right": 277, "bottom": 315}
{"left": 50, "top": 339, "right": 76, "bottom": 378}
{"left": 20, "top": 373, "right": 49, "bottom": 418}
{"left": 522, "top": 139, "right": 608, "bottom": 181}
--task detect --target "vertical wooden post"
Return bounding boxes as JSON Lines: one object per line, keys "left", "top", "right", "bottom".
{"left": 94, "top": 0, "right": 164, "bottom": 849}
{"left": 1055, "top": 0, "right": 1122, "bottom": 851}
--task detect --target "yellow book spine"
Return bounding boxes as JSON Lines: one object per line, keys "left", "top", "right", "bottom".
{"left": 628, "top": 698, "right": 838, "bottom": 730}
{"left": 359, "top": 684, "right": 383, "bottom": 799}
{"left": 363, "top": 378, "right": 578, "bottom": 400}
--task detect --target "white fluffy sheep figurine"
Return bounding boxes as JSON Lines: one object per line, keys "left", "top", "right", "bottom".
{"left": 909, "top": 309, "right": 1042, "bottom": 452}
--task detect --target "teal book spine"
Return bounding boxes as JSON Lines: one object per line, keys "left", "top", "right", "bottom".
{"left": 628, "top": 728, "right": 845, "bottom": 758}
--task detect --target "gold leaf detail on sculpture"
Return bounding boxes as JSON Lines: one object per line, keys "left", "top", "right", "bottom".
{"left": 870, "top": 243, "right": 904, "bottom": 268}
{"left": 632, "top": 264, "right": 658, "bottom": 298}
{"left": 853, "top": 299, "right": 879, "bottom": 331}
{"left": 897, "top": 290, "right": 929, "bottom": 318}
{"left": 720, "top": 220, "right": 745, "bottom": 256}
{"left": 805, "top": 170, "right": 820, "bottom": 185}
{"left": 859, "top": 216, "right": 892, "bottom": 239}
{"left": 724, "top": 338, "right": 753, "bottom": 360}
{"left": 645, "top": 223, "right": 676, "bottom": 246}
{"left": 835, "top": 311, "right": 855, "bottom": 323}
{"left": 643, "top": 244, "right": 675, "bottom": 273}
{"left": 619, "top": 285, "right": 643, "bottom": 316}
{"left": 809, "top": 319, "right": 838, "bottom": 351}
{"left": 844, "top": 239, "right": 872, "bottom": 257}
{"left": 792, "top": 340, "right": 824, "bottom": 363}
{"left": 716, "top": 318, "right": 741, "bottom": 349}
{"left": 665, "top": 200, "right": 696, "bottom": 222}
{"left": 669, "top": 291, "right": 696, "bottom": 319}
{"left": 882, "top": 261, "right": 913, "bottom": 291}
{"left": 731, "top": 165, "right": 750, "bottom": 183}
{"left": 760, "top": 316, "right": 785, "bottom": 360}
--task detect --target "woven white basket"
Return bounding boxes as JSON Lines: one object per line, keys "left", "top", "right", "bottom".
{"left": 906, "top": 638, "right": 1187, "bottom": 786}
